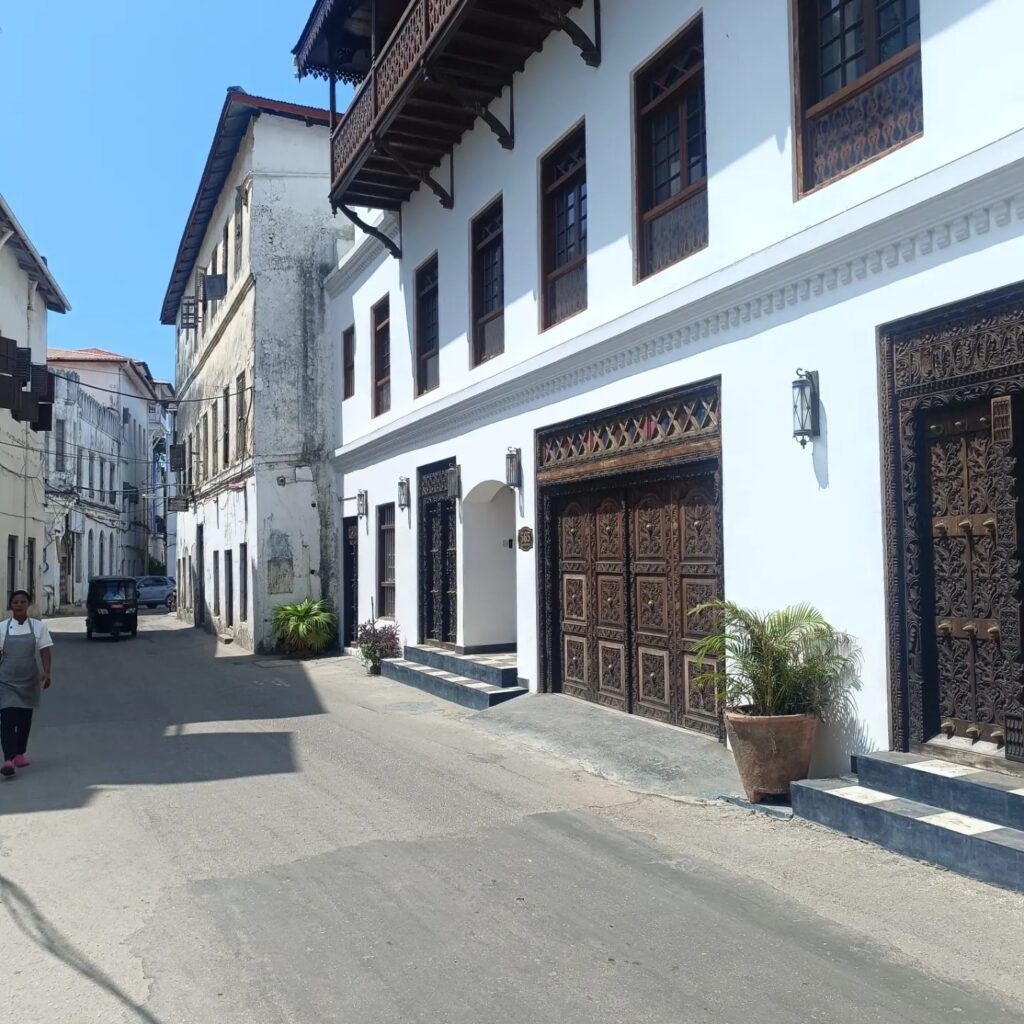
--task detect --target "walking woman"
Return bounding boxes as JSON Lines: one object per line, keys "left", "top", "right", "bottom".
{"left": 0, "top": 590, "right": 53, "bottom": 778}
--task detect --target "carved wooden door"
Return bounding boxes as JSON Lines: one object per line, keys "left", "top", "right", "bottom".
{"left": 555, "top": 474, "right": 721, "bottom": 734}
{"left": 418, "top": 461, "right": 457, "bottom": 647}
{"left": 925, "top": 398, "right": 1023, "bottom": 746}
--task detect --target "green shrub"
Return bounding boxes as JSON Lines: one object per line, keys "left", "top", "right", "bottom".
{"left": 270, "top": 599, "right": 338, "bottom": 657}
{"left": 356, "top": 619, "right": 402, "bottom": 671}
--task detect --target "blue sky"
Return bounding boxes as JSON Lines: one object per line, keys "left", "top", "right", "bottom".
{"left": 1, "top": 0, "right": 351, "bottom": 382}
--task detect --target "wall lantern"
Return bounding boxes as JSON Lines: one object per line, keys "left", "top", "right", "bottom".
{"left": 505, "top": 447, "right": 522, "bottom": 489}
{"left": 397, "top": 477, "right": 411, "bottom": 510}
{"left": 792, "top": 369, "right": 820, "bottom": 448}
{"left": 446, "top": 464, "right": 461, "bottom": 500}
{"left": 356, "top": 489, "right": 368, "bottom": 518}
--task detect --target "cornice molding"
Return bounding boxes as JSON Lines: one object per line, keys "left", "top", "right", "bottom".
{"left": 332, "top": 139, "right": 1024, "bottom": 473}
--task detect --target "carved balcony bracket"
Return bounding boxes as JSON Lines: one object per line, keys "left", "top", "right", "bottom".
{"left": 529, "top": 0, "right": 601, "bottom": 67}
{"left": 426, "top": 70, "right": 514, "bottom": 150}
{"left": 376, "top": 140, "right": 454, "bottom": 210}
{"left": 338, "top": 206, "right": 402, "bottom": 260}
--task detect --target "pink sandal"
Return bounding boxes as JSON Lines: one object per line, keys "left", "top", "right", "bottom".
{"left": 0, "top": 761, "right": 14, "bottom": 778}
{"left": 12, "top": 754, "right": 30, "bottom": 768}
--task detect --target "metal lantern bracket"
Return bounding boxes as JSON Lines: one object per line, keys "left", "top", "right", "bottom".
{"left": 792, "top": 368, "right": 820, "bottom": 448}
{"left": 506, "top": 447, "right": 522, "bottom": 489}
{"left": 398, "top": 477, "right": 411, "bottom": 510}
{"left": 356, "top": 490, "right": 369, "bottom": 518}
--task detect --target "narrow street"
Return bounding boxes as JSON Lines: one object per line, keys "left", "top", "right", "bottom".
{"left": 3, "top": 615, "right": 1024, "bottom": 1024}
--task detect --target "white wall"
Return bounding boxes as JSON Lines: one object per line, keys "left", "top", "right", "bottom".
{"left": 461, "top": 483, "right": 517, "bottom": 650}
{"left": 330, "top": 0, "right": 1024, "bottom": 451}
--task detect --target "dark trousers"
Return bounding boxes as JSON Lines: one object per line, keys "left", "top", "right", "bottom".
{"left": 0, "top": 707, "right": 33, "bottom": 761}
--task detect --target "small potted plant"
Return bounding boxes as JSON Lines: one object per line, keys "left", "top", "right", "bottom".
{"left": 356, "top": 619, "right": 402, "bottom": 675}
{"left": 692, "top": 601, "right": 858, "bottom": 803}
{"left": 270, "top": 599, "right": 338, "bottom": 658}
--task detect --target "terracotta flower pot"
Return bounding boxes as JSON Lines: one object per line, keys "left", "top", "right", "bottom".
{"left": 724, "top": 710, "right": 817, "bottom": 803}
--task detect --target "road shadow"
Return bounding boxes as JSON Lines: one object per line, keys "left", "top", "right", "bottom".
{"left": 0, "top": 614, "right": 327, "bottom": 816}
{"left": 0, "top": 871, "right": 168, "bottom": 1024}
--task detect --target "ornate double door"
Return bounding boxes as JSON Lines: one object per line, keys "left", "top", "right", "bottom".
{"left": 418, "top": 460, "right": 458, "bottom": 647}
{"left": 557, "top": 473, "right": 721, "bottom": 734}
{"left": 924, "top": 397, "right": 1024, "bottom": 749}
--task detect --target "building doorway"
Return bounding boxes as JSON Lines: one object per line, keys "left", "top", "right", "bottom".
{"left": 537, "top": 381, "right": 723, "bottom": 735}
{"left": 342, "top": 516, "right": 359, "bottom": 647}
{"left": 462, "top": 481, "right": 516, "bottom": 653}
{"left": 880, "top": 280, "right": 1024, "bottom": 764}
{"left": 194, "top": 524, "right": 205, "bottom": 628}
{"left": 418, "top": 458, "right": 457, "bottom": 647}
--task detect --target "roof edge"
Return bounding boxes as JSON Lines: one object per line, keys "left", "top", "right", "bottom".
{"left": 0, "top": 193, "right": 71, "bottom": 313}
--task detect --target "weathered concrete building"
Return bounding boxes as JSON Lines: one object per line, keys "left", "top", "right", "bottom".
{"left": 0, "top": 193, "right": 68, "bottom": 611}
{"left": 161, "top": 88, "right": 347, "bottom": 650}
{"left": 41, "top": 349, "right": 174, "bottom": 610}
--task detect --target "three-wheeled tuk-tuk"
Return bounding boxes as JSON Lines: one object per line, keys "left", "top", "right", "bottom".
{"left": 86, "top": 577, "right": 139, "bottom": 640}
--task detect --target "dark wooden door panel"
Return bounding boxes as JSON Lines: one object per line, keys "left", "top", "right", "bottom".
{"left": 555, "top": 471, "right": 723, "bottom": 734}
{"left": 926, "top": 399, "right": 1022, "bottom": 743}
{"left": 419, "top": 460, "right": 458, "bottom": 647}
{"left": 342, "top": 516, "right": 359, "bottom": 647}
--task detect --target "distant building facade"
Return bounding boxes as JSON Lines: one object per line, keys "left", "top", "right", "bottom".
{"left": 161, "top": 89, "right": 347, "bottom": 650}
{"left": 42, "top": 348, "right": 174, "bottom": 610}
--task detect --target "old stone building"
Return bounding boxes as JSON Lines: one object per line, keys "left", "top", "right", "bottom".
{"left": 0, "top": 193, "right": 68, "bottom": 611}
{"left": 161, "top": 88, "right": 348, "bottom": 650}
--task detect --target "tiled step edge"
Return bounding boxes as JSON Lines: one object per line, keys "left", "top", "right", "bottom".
{"left": 856, "top": 751, "right": 1024, "bottom": 833}
{"left": 403, "top": 646, "right": 519, "bottom": 688}
{"left": 381, "top": 659, "right": 527, "bottom": 711}
{"left": 791, "top": 778, "right": 1024, "bottom": 893}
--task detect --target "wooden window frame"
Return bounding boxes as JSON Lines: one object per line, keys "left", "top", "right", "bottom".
{"left": 633, "top": 15, "right": 708, "bottom": 281}
{"left": 792, "top": 0, "right": 923, "bottom": 195}
{"left": 224, "top": 547, "right": 234, "bottom": 627}
{"left": 213, "top": 550, "right": 221, "bottom": 616}
{"left": 377, "top": 503, "right": 396, "bottom": 620}
{"left": 415, "top": 254, "right": 440, "bottom": 397}
{"left": 372, "top": 296, "right": 391, "bottom": 418}
{"left": 471, "top": 197, "right": 504, "bottom": 367}
{"left": 212, "top": 401, "right": 219, "bottom": 475}
{"left": 54, "top": 418, "right": 66, "bottom": 471}
{"left": 540, "top": 123, "right": 588, "bottom": 331}
{"left": 235, "top": 372, "right": 246, "bottom": 461}
{"left": 234, "top": 188, "right": 244, "bottom": 277}
{"left": 222, "top": 386, "right": 230, "bottom": 468}
{"left": 222, "top": 222, "right": 231, "bottom": 288}
{"left": 342, "top": 326, "right": 355, "bottom": 401}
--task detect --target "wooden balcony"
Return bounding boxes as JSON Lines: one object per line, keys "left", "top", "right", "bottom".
{"left": 321, "top": 0, "right": 590, "bottom": 211}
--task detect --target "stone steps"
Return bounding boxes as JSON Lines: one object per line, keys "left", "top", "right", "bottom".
{"left": 403, "top": 645, "right": 520, "bottom": 688}
{"left": 792, "top": 758, "right": 1024, "bottom": 893}
{"left": 381, "top": 658, "right": 527, "bottom": 711}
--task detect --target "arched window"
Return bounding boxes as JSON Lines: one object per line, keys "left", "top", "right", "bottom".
{"left": 99, "top": 533, "right": 105, "bottom": 578}
{"left": 87, "top": 530, "right": 95, "bottom": 580}
{"left": 108, "top": 532, "right": 115, "bottom": 574}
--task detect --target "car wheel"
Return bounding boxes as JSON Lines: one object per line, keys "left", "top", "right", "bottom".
{"left": 130, "top": 627, "right": 138, "bottom": 637}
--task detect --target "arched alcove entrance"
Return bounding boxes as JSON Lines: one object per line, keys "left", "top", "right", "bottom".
{"left": 461, "top": 480, "right": 516, "bottom": 653}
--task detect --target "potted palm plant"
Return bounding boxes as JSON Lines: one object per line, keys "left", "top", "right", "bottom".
{"left": 270, "top": 599, "right": 338, "bottom": 658}
{"left": 356, "top": 619, "right": 402, "bottom": 675}
{"left": 692, "top": 601, "right": 857, "bottom": 803}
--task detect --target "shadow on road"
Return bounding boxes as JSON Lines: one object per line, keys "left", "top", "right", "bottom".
{"left": 0, "top": 870, "right": 168, "bottom": 1024}
{"left": 1, "top": 612, "right": 327, "bottom": 816}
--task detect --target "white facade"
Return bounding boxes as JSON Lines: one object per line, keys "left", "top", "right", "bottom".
{"left": 41, "top": 350, "right": 173, "bottom": 611}
{"left": 165, "top": 91, "right": 346, "bottom": 651}
{"left": 316, "top": 0, "right": 1024, "bottom": 770}
{"left": 0, "top": 194, "right": 69, "bottom": 614}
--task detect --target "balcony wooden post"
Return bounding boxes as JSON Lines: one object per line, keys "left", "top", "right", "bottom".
{"left": 328, "top": 36, "right": 337, "bottom": 131}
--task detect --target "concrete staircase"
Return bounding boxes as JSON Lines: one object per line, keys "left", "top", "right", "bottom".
{"left": 792, "top": 751, "right": 1024, "bottom": 892}
{"left": 381, "top": 646, "right": 527, "bottom": 710}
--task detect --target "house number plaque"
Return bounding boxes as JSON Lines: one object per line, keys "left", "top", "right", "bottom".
{"left": 517, "top": 527, "right": 534, "bottom": 552}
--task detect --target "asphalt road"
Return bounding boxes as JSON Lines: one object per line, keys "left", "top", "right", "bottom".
{"left": 3, "top": 614, "right": 1024, "bottom": 1023}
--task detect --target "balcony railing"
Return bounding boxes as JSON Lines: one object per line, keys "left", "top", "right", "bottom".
{"left": 330, "top": 0, "right": 462, "bottom": 199}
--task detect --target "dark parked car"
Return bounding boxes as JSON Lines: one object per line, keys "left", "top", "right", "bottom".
{"left": 86, "top": 577, "right": 139, "bottom": 640}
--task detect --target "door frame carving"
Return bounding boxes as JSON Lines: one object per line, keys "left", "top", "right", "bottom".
{"left": 535, "top": 378, "right": 723, "bottom": 704}
{"left": 879, "top": 280, "right": 1024, "bottom": 750}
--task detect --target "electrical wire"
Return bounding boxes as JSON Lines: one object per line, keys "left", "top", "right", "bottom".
{"left": 51, "top": 369, "right": 254, "bottom": 405}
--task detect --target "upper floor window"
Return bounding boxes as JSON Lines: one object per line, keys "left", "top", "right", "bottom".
{"left": 343, "top": 327, "right": 355, "bottom": 401}
{"left": 372, "top": 297, "right": 391, "bottom": 417}
{"left": 795, "top": 0, "right": 922, "bottom": 193}
{"left": 222, "top": 387, "right": 230, "bottom": 468}
{"left": 235, "top": 372, "right": 247, "bottom": 460}
{"left": 222, "top": 222, "right": 230, "bottom": 287}
{"left": 471, "top": 198, "right": 504, "bottom": 366}
{"left": 542, "top": 125, "right": 587, "bottom": 330}
{"left": 635, "top": 17, "right": 709, "bottom": 279}
{"left": 54, "top": 418, "right": 66, "bottom": 471}
{"left": 212, "top": 401, "right": 220, "bottom": 473}
{"left": 415, "top": 256, "right": 439, "bottom": 397}
{"left": 234, "top": 188, "right": 244, "bottom": 277}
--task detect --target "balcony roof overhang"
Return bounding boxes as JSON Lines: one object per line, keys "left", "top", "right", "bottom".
{"left": 319, "top": 0, "right": 589, "bottom": 212}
